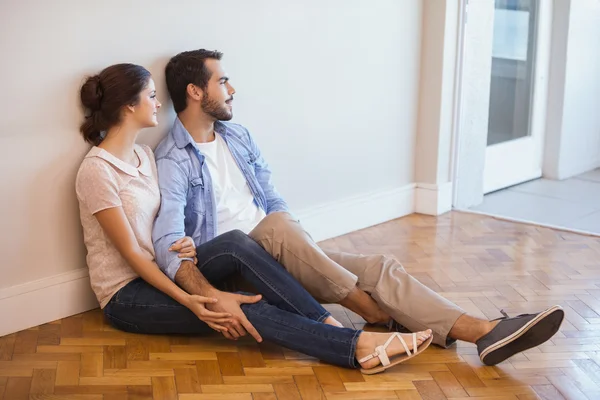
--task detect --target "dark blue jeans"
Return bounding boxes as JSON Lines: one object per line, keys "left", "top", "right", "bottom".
{"left": 104, "top": 230, "right": 361, "bottom": 368}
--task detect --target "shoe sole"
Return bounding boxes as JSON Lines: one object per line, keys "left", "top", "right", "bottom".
{"left": 479, "top": 305, "right": 564, "bottom": 366}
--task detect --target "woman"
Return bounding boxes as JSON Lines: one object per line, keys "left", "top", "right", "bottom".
{"left": 75, "top": 63, "right": 432, "bottom": 374}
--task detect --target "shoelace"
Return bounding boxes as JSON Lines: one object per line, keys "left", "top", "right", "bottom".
{"left": 493, "top": 309, "right": 535, "bottom": 322}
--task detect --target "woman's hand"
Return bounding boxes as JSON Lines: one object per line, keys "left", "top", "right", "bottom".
{"left": 170, "top": 236, "right": 197, "bottom": 263}
{"left": 183, "top": 294, "right": 232, "bottom": 332}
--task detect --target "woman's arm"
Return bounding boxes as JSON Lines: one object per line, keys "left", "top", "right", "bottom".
{"left": 94, "top": 206, "right": 231, "bottom": 332}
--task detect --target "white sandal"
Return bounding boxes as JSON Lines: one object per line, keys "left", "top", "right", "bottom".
{"left": 358, "top": 331, "right": 433, "bottom": 375}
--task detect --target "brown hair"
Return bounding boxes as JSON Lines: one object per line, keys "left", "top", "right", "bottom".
{"left": 79, "top": 63, "right": 151, "bottom": 145}
{"left": 165, "top": 49, "right": 223, "bottom": 113}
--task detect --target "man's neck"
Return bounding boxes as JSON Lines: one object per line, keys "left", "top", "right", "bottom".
{"left": 178, "top": 109, "right": 216, "bottom": 143}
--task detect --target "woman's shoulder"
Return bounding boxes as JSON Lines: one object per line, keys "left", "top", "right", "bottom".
{"left": 136, "top": 144, "right": 155, "bottom": 161}
{"left": 77, "top": 148, "right": 117, "bottom": 174}
{"left": 75, "top": 149, "right": 119, "bottom": 193}
{"left": 135, "top": 144, "right": 158, "bottom": 177}
{"left": 77, "top": 149, "right": 113, "bottom": 176}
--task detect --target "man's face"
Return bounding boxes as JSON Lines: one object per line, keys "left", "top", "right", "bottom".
{"left": 200, "top": 59, "right": 235, "bottom": 121}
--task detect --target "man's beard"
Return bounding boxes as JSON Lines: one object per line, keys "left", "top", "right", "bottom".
{"left": 201, "top": 95, "right": 233, "bottom": 121}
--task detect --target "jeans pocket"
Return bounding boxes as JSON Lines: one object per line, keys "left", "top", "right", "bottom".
{"left": 114, "top": 278, "right": 143, "bottom": 305}
{"left": 104, "top": 310, "right": 140, "bottom": 333}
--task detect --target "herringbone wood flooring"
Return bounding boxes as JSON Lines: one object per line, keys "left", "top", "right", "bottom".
{"left": 3, "top": 212, "right": 600, "bottom": 399}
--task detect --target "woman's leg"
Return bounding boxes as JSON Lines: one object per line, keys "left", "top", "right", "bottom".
{"left": 242, "top": 300, "right": 429, "bottom": 369}
{"left": 103, "top": 278, "right": 351, "bottom": 367}
{"left": 103, "top": 278, "right": 214, "bottom": 334}
{"left": 195, "top": 230, "right": 332, "bottom": 323}
{"left": 104, "top": 278, "right": 431, "bottom": 369}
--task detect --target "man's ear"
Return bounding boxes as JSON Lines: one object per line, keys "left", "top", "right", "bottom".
{"left": 187, "top": 83, "right": 203, "bottom": 101}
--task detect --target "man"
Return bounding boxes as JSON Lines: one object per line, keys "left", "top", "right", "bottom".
{"left": 152, "top": 49, "right": 564, "bottom": 366}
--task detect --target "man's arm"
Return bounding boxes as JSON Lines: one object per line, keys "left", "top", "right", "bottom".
{"left": 153, "top": 159, "right": 228, "bottom": 307}
{"left": 174, "top": 260, "right": 215, "bottom": 296}
{"left": 244, "top": 127, "right": 290, "bottom": 214}
{"left": 152, "top": 158, "right": 197, "bottom": 280}
{"left": 176, "top": 259, "right": 263, "bottom": 342}
{"left": 153, "top": 157, "right": 263, "bottom": 341}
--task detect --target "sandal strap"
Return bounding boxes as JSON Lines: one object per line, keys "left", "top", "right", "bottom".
{"left": 357, "top": 352, "right": 377, "bottom": 363}
{"left": 391, "top": 332, "right": 414, "bottom": 355}
{"left": 382, "top": 332, "right": 396, "bottom": 349}
{"left": 397, "top": 333, "right": 411, "bottom": 356}
{"left": 377, "top": 344, "right": 391, "bottom": 366}
{"left": 357, "top": 332, "right": 416, "bottom": 365}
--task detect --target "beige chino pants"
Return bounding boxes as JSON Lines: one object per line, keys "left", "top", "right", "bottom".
{"left": 248, "top": 212, "right": 465, "bottom": 347}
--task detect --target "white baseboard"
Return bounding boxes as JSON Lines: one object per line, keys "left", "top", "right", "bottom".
{"left": 415, "top": 182, "right": 453, "bottom": 216}
{"left": 0, "top": 268, "right": 98, "bottom": 337}
{"left": 297, "top": 184, "right": 416, "bottom": 242}
{"left": 0, "top": 183, "right": 418, "bottom": 336}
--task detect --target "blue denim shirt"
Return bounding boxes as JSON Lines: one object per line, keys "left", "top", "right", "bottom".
{"left": 152, "top": 118, "right": 289, "bottom": 280}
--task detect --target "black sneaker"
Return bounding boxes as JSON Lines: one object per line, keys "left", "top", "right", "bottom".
{"left": 388, "top": 319, "right": 412, "bottom": 333}
{"left": 477, "top": 305, "right": 564, "bottom": 366}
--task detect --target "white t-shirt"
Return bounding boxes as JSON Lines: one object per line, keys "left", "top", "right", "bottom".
{"left": 196, "top": 134, "right": 266, "bottom": 236}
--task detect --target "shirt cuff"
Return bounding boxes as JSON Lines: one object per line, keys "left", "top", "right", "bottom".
{"left": 164, "top": 255, "right": 194, "bottom": 281}
{"left": 270, "top": 204, "right": 290, "bottom": 214}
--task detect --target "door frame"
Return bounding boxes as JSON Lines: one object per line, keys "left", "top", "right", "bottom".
{"left": 451, "top": 0, "right": 554, "bottom": 208}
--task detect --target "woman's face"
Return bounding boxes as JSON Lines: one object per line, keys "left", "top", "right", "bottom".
{"left": 131, "top": 78, "right": 161, "bottom": 128}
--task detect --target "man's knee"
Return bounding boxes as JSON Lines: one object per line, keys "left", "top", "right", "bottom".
{"left": 263, "top": 211, "right": 295, "bottom": 229}
{"left": 214, "top": 229, "right": 257, "bottom": 251}
{"left": 359, "top": 254, "right": 406, "bottom": 293}
{"left": 368, "top": 254, "right": 405, "bottom": 274}
{"left": 250, "top": 211, "right": 295, "bottom": 239}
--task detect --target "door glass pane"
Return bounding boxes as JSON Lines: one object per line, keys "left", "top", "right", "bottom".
{"left": 487, "top": 0, "right": 538, "bottom": 146}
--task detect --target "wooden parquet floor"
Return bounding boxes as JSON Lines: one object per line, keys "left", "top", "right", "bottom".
{"left": 3, "top": 212, "right": 600, "bottom": 399}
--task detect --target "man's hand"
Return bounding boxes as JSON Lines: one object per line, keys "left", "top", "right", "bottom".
{"left": 183, "top": 294, "right": 233, "bottom": 333}
{"left": 170, "top": 237, "right": 197, "bottom": 263}
{"left": 172, "top": 261, "right": 260, "bottom": 339}
{"left": 206, "top": 290, "right": 263, "bottom": 342}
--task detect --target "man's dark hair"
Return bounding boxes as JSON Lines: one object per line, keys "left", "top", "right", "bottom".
{"left": 165, "top": 49, "right": 223, "bottom": 113}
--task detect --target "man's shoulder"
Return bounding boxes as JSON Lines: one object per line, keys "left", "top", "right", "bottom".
{"left": 220, "top": 121, "right": 250, "bottom": 140}
{"left": 154, "top": 130, "right": 185, "bottom": 161}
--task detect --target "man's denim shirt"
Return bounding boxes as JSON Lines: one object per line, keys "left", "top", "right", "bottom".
{"left": 152, "top": 118, "right": 289, "bottom": 280}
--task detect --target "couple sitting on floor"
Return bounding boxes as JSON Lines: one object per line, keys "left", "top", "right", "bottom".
{"left": 75, "top": 49, "right": 564, "bottom": 374}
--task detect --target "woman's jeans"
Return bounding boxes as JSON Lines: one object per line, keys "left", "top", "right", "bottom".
{"left": 104, "top": 230, "right": 361, "bottom": 368}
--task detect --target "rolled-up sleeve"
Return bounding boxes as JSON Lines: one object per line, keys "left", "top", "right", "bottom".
{"left": 152, "top": 158, "right": 191, "bottom": 280}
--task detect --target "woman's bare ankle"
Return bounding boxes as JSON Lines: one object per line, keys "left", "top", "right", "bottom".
{"left": 323, "top": 316, "right": 344, "bottom": 327}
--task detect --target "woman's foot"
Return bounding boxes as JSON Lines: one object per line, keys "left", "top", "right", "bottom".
{"left": 356, "top": 329, "right": 433, "bottom": 370}
{"left": 323, "top": 316, "right": 344, "bottom": 327}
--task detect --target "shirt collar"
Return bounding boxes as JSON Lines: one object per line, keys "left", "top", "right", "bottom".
{"left": 85, "top": 145, "right": 152, "bottom": 177}
{"left": 172, "top": 117, "right": 228, "bottom": 149}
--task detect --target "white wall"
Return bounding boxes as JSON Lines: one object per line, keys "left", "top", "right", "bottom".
{"left": 0, "top": 0, "right": 423, "bottom": 332}
{"left": 544, "top": 0, "right": 600, "bottom": 179}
